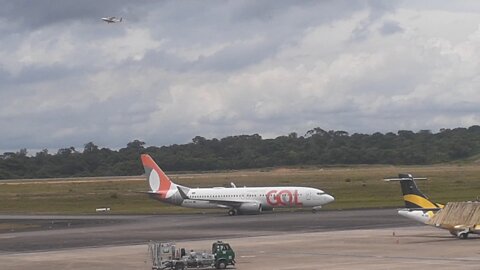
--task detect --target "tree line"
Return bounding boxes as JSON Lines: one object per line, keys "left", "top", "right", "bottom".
{"left": 1, "top": 126, "right": 480, "bottom": 179}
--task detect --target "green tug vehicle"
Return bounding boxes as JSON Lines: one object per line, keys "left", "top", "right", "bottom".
{"left": 149, "top": 241, "right": 236, "bottom": 270}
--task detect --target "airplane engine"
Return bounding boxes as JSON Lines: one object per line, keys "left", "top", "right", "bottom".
{"left": 238, "top": 202, "right": 263, "bottom": 214}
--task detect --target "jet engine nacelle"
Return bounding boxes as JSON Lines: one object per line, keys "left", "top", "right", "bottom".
{"left": 238, "top": 202, "right": 262, "bottom": 214}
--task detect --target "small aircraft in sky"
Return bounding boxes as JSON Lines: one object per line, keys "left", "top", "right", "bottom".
{"left": 101, "top": 16, "right": 122, "bottom": 23}
{"left": 385, "top": 173, "right": 479, "bottom": 239}
{"left": 140, "top": 154, "right": 334, "bottom": 215}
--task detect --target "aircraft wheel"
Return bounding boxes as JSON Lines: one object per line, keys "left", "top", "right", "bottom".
{"left": 458, "top": 232, "right": 469, "bottom": 239}
{"left": 228, "top": 209, "right": 237, "bottom": 216}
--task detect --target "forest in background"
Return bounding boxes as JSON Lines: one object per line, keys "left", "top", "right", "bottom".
{"left": 1, "top": 126, "right": 480, "bottom": 179}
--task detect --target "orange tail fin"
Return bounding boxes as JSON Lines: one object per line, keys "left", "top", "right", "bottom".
{"left": 141, "top": 154, "right": 173, "bottom": 198}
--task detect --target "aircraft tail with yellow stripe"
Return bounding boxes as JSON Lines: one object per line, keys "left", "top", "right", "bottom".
{"left": 385, "top": 173, "right": 443, "bottom": 224}
{"left": 385, "top": 173, "right": 443, "bottom": 209}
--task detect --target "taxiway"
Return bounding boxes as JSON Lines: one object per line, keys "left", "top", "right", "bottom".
{"left": 1, "top": 209, "right": 478, "bottom": 269}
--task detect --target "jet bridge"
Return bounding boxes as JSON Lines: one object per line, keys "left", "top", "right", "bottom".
{"left": 427, "top": 201, "right": 480, "bottom": 239}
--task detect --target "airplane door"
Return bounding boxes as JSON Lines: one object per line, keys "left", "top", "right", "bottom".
{"left": 306, "top": 191, "right": 312, "bottom": 200}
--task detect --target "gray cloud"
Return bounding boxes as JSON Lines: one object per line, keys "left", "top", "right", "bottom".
{"left": 378, "top": 20, "right": 404, "bottom": 36}
{"left": 350, "top": 1, "right": 397, "bottom": 41}
{"left": 1, "top": 1, "right": 480, "bottom": 152}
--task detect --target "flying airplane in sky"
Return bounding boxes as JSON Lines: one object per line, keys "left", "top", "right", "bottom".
{"left": 385, "top": 173, "right": 479, "bottom": 239}
{"left": 140, "top": 154, "right": 335, "bottom": 215}
{"left": 101, "top": 16, "right": 122, "bottom": 23}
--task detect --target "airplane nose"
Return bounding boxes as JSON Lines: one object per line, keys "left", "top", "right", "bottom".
{"left": 324, "top": 194, "right": 335, "bottom": 204}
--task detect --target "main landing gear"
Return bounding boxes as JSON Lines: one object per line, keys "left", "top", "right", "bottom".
{"left": 451, "top": 230, "right": 470, "bottom": 239}
{"left": 228, "top": 209, "right": 237, "bottom": 216}
{"left": 458, "top": 232, "right": 469, "bottom": 239}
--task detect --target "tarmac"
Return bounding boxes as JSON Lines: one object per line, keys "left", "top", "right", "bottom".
{"left": 1, "top": 210, "right": 479, "bottom": 269}
{"left": 1, "top": 227, "right": 479, "bottom": 270}
{"left": 0, "top": 209, "right": 413, "bottom": 252}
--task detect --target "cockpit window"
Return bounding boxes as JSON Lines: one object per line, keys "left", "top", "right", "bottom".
{"left": 317, "top": 192, "right": 324, "bottom": 195}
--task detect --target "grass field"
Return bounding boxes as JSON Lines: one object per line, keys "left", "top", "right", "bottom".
{"left": 0, "top": 164, "right": 479, "bottom": 214}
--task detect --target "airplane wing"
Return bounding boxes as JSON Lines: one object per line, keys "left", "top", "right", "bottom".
{"left": 400, "top": 207, "right": 441, "bottom": 211}
{"left": 177, "top": 186, "right": 252, "bottom": 208}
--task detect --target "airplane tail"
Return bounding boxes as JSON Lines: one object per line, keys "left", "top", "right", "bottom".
{"left": 384, "top": 173, "right": 443, "bottom": 209}
{"left": 141, "top": 154, "right": 176, "bottom": 199}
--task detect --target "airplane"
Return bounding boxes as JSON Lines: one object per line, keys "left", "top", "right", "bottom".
{"left": 101, "top": 16, "right": 122, "bottom": 23}
{"left": 140, "top": 154, "right": 335, "bottom": 216}
{"left": 385, "top": 173, "right": 479, "bottom": 239}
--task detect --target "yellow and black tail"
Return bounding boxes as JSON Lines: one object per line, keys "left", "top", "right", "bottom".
{"left": 385, "top": 173, "right": 443, "bottom": 209}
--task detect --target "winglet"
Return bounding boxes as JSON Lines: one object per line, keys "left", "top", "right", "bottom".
{"left": 177, "top": 186, "right": 190, "bottom": 199}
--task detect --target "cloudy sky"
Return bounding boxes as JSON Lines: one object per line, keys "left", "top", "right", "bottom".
{"left": 1, "top": 1, "right": 480, "bottom": 152}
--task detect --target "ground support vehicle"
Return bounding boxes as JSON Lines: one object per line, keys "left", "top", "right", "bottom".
{"left": 148, "top": 241, "right": 235, "bottom": 270}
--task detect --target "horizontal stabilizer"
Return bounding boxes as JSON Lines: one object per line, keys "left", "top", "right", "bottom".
{"left": 177, "top": 186, "right": 190, "bottom": 199}
{"left": 134, "top": 191, "right": 168, "bottom": 195}
{"left": 384, "top": 177, "right": 427, "bottom": 182}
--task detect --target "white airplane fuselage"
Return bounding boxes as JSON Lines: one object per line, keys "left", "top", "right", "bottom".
{"left": 397, "top": 209, "right": 433, "bottom": 224}
{"left": 178, "top": 186, "right": 333, "bottom": 210}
